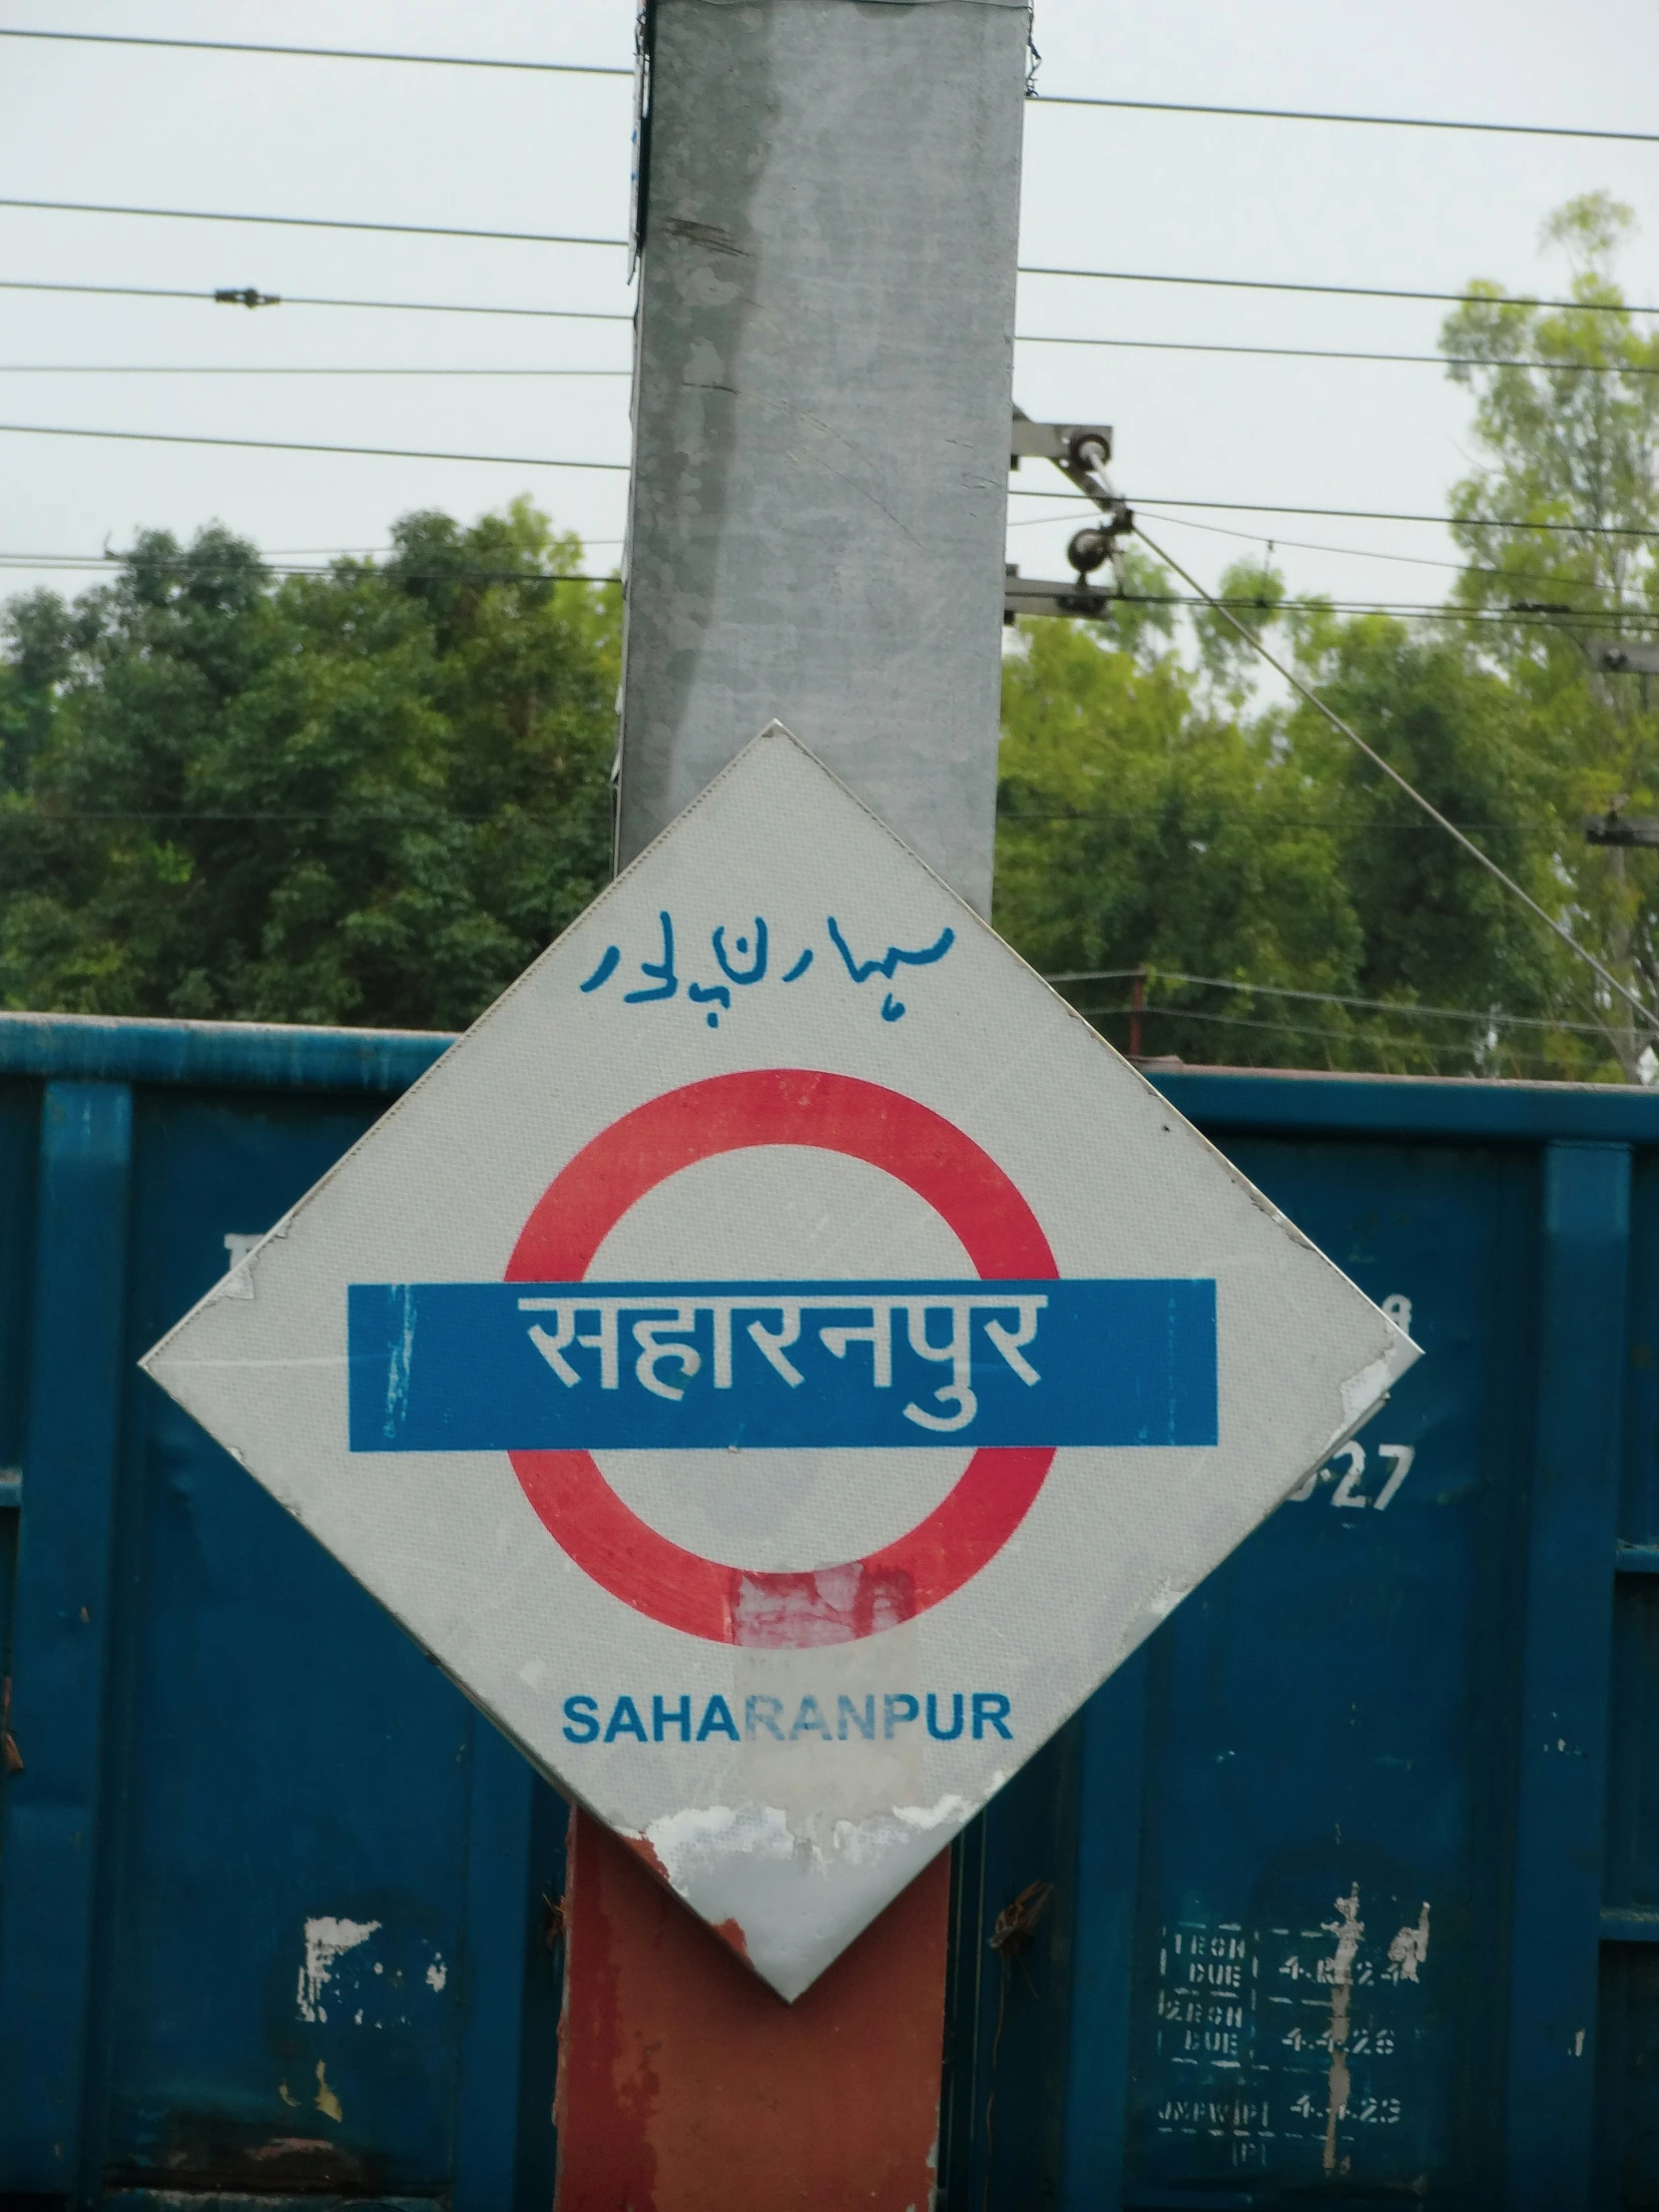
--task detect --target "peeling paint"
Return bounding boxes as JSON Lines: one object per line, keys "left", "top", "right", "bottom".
{"left": 642, "top": 1801, "right": 797, "bottom": 1890}
{"left": 1322, "top": 1886, "right": 1364, "bottom": 2178}
{"left": 221, "top": 1231, "right": 261, "bottom": 1299}
{"left": 1387, "top": 1903, "right": 1430, "bottom": 1983}
{"left": 312, "top": 2060, "right": 342, "bottom": 2123}
{"left": 295, "top": 1915, "right": 380, "bottom": 2023}
{"left": 714, "top": 1915, "right": 752, "bottom": 1961}
{"left": 426, "top": 1955, "right": 447, "bottom": 1992}
{"left": 890, "top": 1793, "right": 974, "bottom": 1834}
{"left": 276, "top": 2080, "right": 298, "bottom": 2109}
{"left": 1341, "top": 1354, "right": 1397, "bottom": 1428}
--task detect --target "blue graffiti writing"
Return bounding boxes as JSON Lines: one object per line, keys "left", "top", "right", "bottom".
{"left": 577, "top": 911, "right": 955, "bottom": 1025}
{"left": 623, "top": 911, "right": 678, "bottom": 1003}
{"left": 580, "top": 944, "right": 621, "bottom": 993}
{"left": 826, "top": 916, "right": 955, "bottom": 986}
{"left": 713, "top": 917, "right": 768, "bottom": 985}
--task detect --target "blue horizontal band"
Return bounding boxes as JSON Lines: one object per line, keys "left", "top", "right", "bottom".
{"left": 348, "top": 1277, "right": 1218, "bottom": 1451}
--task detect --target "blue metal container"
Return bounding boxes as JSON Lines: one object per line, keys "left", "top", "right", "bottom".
{"left": 0, "top": 1013, "right": 1652, "bottom": 2209}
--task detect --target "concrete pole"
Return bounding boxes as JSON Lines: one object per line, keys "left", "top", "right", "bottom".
{"left": 615, "top": 0, "right": 1029, "bottom": 916}
{"left": 557, "top": 9, "right": 1029, "bottom": 2202}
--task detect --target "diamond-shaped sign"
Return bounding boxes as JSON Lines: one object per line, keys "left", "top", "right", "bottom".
{"left": 143, "top": 726, "right": 1417, "bottom": 1999}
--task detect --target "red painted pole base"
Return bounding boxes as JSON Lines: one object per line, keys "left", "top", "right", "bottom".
{"left": 553, "top": 1804, "right": 951, "bottom": 2211}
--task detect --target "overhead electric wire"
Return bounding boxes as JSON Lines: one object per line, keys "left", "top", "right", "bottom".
{"left": 1099, "top": 507, "right": 1551, "bottom": 582}
{"left": 1068, "top": 998, "right": 1573, "bottom": 1074}
{"left": 1029, "top": 92, "right": 1659, "bottom": 148}
{"left": 23, "top": 269, "right": 1633, "bottom": 351}
{"left": 1106, "top": 592, "right": 1655, "bottom": 627}
{"left": 1033, "top": 504, "right": 1657, "bottom": 618}
{"left": 1017, "top": 262, "right": 1659, "bottom": 317}
{"left": 0, "top": 422, "right": 629, "bottom": 471}
{"left": 0, "top": 196, "right": 628, "bottom": 252}
{"left": 0, "top": 29, "right": 1643, "bottom": 146}
{"left": 5, "top": 211, "right": 1642, "bottom": 309}
{"left": 1016, "top": 330, "right": 1659, "bottom": 375}
{"left": 0, "top": 277, "right": 632, "bottom": 322}
{"left": 0, "top": 548, "right": 1634, "bottom": 630}
{"left": 1045, "top": 967, "right": 1612, "bottom": 1037}
{"left": 0, "top": 364, "right": 630, "bottom": 377}
{"left": 0, "top": 26, "right": 632, "bottom": 75}
{"left": 1133, "top": 520, "right": 1659, "bottom": 1039}
{"left": 1010, "top": 485, "right": 1659, "bottom": 538}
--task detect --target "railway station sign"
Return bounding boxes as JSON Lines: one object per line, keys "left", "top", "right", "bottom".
{"left": 143, "top": 725, "right": 1418, "bottom": 1998}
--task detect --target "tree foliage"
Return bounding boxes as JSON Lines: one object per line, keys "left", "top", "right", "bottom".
{"left": 993, "top": 195, "right": 1659, "bottom": 1081}
{"left": 0, "top": 500, "right": 618, "bottom": 1030}
{"left": 6, "top": 198, "right": 1659, "bottom": 1080}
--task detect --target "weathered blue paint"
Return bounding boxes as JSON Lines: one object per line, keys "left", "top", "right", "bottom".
{"left": 950, "top": 1123, "right": 1659, "bottom": 2210}
{"left": 1, "top": 1012, "right": 1658, "bottom": 2207}
{"left": 1503, "top": 1145, "right": 1630, "bottom": 2209}
{"left": 0, "top": 1084, "right": 133, "bottom": 2195}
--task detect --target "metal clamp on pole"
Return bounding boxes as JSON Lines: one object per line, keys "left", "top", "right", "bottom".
{"left": 1003, "top": 562, "right": 1114, "bottom": 624}
{"left": 1006, "top": 405, "right": 1134, "bottom": 620}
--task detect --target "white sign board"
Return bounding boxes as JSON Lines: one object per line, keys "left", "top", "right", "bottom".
{"left": 143, "top": 726, "right": 1417, "bottom": 1999}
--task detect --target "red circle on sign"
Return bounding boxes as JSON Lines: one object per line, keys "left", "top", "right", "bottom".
{"left": 506, "top": 1069, "right": 1057, "bottom": 1647}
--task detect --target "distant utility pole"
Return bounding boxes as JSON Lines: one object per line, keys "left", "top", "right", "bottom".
{"left": 614, "top": 0, "right": 1028, "bottom": 917}
{"left": 562, "top": 3, "right": 1029, "bottom": 2206}
{"left": 1586, "top": 645, "right": 1659, "bottom": 848}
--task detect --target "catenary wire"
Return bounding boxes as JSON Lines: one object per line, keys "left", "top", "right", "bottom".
{"left": 1068, "top": 1000, "right": 1577, "bottom": 1073}
{"left": 1016, "top": 331, "right": 1659, "bottom": 374}
{"left": 0, "top": 27, "right": 632, "bottom": 74}
{"left": 0, "top": 30, "right": 1645, "bottom": 145}
{"left": 1045, "top": 967, "right": 1613, "bottom": 1036}
{"left": 0, "top": 551, "right": 1641, "bottom": 631}
{"left": 0, "top": 197, "right": 628, "bottom": 251}
{"left": 1012, "top": 499, "right": 1560, "bottom": 589}
{"left": 1, "top": 555, "right": 1635, "bottom": 630}
{"left": 1028, "top": 93, "right": 1659, "bottom": 147}
{"left": 0, "top": 364, "right": 631, "bottom": 376}
{"left": 0, "top": 278, "right": 633, "bottom": 322}
{"left": 1089, "top": 593, "right": 1656, "bottom": 626}
{"left": 0, "top": 422, "right": 629, "bottom": 470}
{"left": 1010, "top": 486, "right": 1659, "bottom": 538}
{"left": 1019, "top": 504, "right": 1659, "bottom": 615}
{"left": 0, "top": 563, "right": 618, "bottom": 583}
{"left": 1017, "top": 263, "right": 1659, "bottom": 316}
{"left": 19, "top": 271, "right": 1629, "bottom": 352}
{"left": 1133, "top": 520, "right": 1659, "bottom": 1037}
{"left": 7, "top": 204, "right": 1650, "bottom": 310}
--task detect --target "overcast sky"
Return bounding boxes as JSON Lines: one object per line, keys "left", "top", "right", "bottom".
{"left": 2, "top": 0, "right": 1657, "bottom": 629}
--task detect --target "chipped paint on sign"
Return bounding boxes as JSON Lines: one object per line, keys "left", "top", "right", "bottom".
{"left": 296, "top": 1916, "right": 380, "bottom": 2023}
{"left": 143, "top": 728, "right": 1418, "bottom": 1996}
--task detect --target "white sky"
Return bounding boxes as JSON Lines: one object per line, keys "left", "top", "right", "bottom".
{"left": 1, "top": 0, "right": 1657, "bottom": 628}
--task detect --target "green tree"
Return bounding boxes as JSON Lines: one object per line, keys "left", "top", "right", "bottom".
{"left": 0, "top": 500, "right": 618, "bottom": 1029}
{"left": 995, "top": 587, "right": 1604, "bottom": 1077}
{"left": 995, "top": 603, "right": 1370, "bottom": 1070}
{"left": 990, "top": 193, "right": 1659, "bottom": 1082}
{"left": 1440, "top": 190, "right": 1659, "bottom": 1075}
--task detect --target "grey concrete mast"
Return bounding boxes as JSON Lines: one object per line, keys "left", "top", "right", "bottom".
{"left": 615, "top": 0, "right": 1030, "bottom": 915}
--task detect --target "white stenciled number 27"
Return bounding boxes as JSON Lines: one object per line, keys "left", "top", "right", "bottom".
{"left": 1286, "top": 1294, "right": 1415, "bottom": 1511}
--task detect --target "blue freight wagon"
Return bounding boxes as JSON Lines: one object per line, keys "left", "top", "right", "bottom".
{"left": 0, "top": 1010, "right": 1652, "bottom": 2211}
